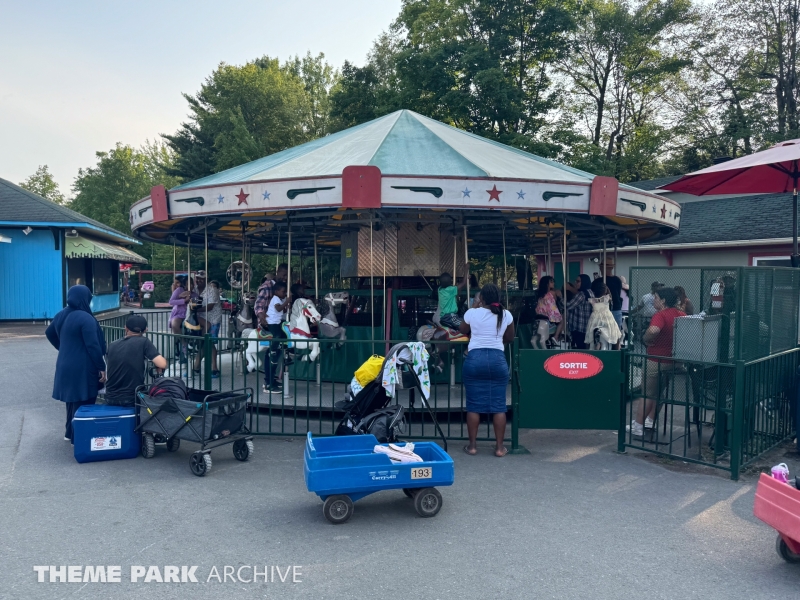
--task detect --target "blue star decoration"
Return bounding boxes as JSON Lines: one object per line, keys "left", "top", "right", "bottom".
{"left": 217, "top": 194, "right": 224, "bottom": 204}
{"left": 652, "top": 205, "right": 656, "bottom": 213}
{"left": 462, "top": 187, "right": 471, "bottom": 198}
{"left": 669, "top": 210, "right": 672, "bottom": 217}
{"left": 262, "top": 190, "right": 271, "bottom": 200}
{"left": 517, "top": 190, "right": 526, "bottom": 200}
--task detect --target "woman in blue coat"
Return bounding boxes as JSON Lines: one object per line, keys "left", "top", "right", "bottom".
{"left": 45, "top": 285, "right": 107, "bottom": 443}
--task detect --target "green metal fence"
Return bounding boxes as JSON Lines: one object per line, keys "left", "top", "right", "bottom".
{"left": 97, "top": 311, "right": 521, "bottom": 448}
{"left": 621, "top": 267, "right": 800, "bottom": 479}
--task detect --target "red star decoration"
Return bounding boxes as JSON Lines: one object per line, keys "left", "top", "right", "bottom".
{"left": 236, "top": 188, "right": 249, "bottom": 205}
{"left": 487, "top": 184, "right": 502, "bottom": 202}
{"left": 660, "top": 204, "right": 666, "bottom": 218}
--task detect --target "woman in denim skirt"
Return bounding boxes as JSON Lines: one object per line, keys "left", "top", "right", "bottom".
{"left": 459, "top": 284, "right": 516, "bottom": 457}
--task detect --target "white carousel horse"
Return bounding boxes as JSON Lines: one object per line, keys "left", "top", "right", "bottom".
{"left": 318, "top": 292, "right": 349, "bottom": 345}
{"left": 530, "top": 317, "right": 552, "bottom": 349}
{"left": 242, "top": 327, "right": 272, "bottom": 373}
{"left": 283, "top": 297, "right": 322, "bottom": 362}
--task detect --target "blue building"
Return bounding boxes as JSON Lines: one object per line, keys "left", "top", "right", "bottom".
{"left": 0, "top": 177, "right": 146, "bottom": 320}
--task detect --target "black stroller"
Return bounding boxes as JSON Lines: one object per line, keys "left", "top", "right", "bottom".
{"left": 335, "top": 342, "right": 447, "bottom": 450}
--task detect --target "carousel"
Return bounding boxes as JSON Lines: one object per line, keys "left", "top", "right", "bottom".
{"left": 129, "top": 110, "right": 680, "bottom": 387}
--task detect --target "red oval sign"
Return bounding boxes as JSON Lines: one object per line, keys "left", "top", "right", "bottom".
{"left": 543, "top": 352, "right": 604, "bottom": 380}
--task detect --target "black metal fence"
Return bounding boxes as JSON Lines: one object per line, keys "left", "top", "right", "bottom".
{"left": 621, "top": 267, "right": 800, "bottom": 479}
{"left": 98, "top": 310, "right": 522, "bottom": 448}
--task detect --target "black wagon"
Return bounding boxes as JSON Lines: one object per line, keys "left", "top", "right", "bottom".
{"left": 135, "top": 385, "right": 254, "bottom": 477}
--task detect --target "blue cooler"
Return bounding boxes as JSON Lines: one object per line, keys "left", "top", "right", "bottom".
{"left": 73, "top": 405, "right": 140, "bottom": 464}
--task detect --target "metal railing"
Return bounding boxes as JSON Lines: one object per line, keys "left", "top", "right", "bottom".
{"left": 98, "top": 315, "right": 521, "bottom": 448}
{"left": 620, "top": 348, "right": 798, "bottom": 479}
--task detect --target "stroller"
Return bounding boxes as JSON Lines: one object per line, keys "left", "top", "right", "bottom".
{"left": 335, "top": 342, "right": 448, "bottom": 451}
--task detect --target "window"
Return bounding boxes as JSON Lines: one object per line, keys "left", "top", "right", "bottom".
{"left": 67, "top": 258, "right": 90, "bottom": 288}
{"left": 752, "top": 255, "right": 791, "bottom": 267}
{"left": 67, "top": 259, "right": 118, "bottom": 293}
{"left": 92, "top": 259, "right": 118, "bottom": 294}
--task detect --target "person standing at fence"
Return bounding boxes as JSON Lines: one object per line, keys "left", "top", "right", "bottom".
{"left": 105, "top": 315, "right": 167, "bottom": 407}
{"left": 192, "top": 270, "right": 221, "bottom": 379}
{"left": 565, "top": 274, "right": 594, "bottom": 349}
{"left": 45, "top": 285, "right": 107, "bottom": 444}
{"left": 627, "top": 287, "right": 685, "bottom": 437}
{"left": 459, "top": 283, "right": 515, "bottom": 457}
{"left": 264, "top": 282, "right": 292, "bottom": 392}
{"left": 674, "top": 286, "right": 695, "bottom": 315}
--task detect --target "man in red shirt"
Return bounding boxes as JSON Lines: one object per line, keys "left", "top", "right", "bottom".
{"left": 628, "top": 287, "right": 686, "bottom": 436}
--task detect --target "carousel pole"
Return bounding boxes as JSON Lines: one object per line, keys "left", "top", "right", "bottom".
{"left": 547, "top": 222, "right": 552, "bottom": 276}
{"left": 636, "top": 228, "right": 640, "bottom": 266}
{"left": 314, "top": 230, "right": 321, "bottom": 386}
{"left": 370, "top": 214, "right": 375, "bottom": 353}
{"left": 603, "top": 237, "right": 607, "bottom": 283}
{"left": 382, "top": 224, "right": 387, "bottom": 350}
{"left": 275, "top": 229, "right": 281, "bottom": 274}
{"left": 285, "top": 227, "right": 292, "bottom": 399}
{"left": 463, "top": 225, "right": 469, "bottom": 303}
{"left": 562, "top": 216, "right": 568, "bottom": 348}
{"left": 241, "top": 222, "right": 246, "bottom": 295}
{"left": 502, "top": 223, "right": 509, "bottom": 307}
{"left": 187, "top": 232, "right": 191, "bottom": 293}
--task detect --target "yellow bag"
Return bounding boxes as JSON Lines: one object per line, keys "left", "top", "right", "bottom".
{"left": 355, "top": 355, "right": 384, "bottom": 386}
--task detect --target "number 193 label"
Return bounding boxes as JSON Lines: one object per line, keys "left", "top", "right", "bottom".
{"left": 410, "top": 467, "right": 432, "bottom": 479}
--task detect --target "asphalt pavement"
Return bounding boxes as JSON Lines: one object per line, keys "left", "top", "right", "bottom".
{"left": 1, "top": 324, "right": 798, "bottom": 600}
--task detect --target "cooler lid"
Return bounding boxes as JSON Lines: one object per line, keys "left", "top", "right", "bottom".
{"left": 73, "top": 405, "right": 136, "bottom": 419}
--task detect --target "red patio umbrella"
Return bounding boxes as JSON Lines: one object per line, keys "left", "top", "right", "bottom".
{"left": 662, "top": 139, "right": 800, "bottom": 266}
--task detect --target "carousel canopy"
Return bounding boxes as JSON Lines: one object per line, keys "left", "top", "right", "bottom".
{"left": 172, "top": 110, "right": 599, "bottom": 188}
{"left": 130, "top": 110, "right": 680, "bottom": 257}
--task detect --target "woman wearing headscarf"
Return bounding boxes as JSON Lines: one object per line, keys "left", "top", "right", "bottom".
{"left": 45, "top": 285, "right": 107, "bottom": 443}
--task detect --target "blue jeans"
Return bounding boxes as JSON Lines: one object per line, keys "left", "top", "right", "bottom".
{"left": 265, "top": 324, "right": 286, "bottom": 387}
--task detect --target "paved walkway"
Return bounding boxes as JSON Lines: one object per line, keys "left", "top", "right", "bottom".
{"left": 1, "top": 324, "right": 798, "bottom": 599}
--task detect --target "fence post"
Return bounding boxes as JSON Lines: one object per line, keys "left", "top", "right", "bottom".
{"left": 618, "top": 348, "right": 627, "bottom": 454}
{"left": 729, "top": 359, "right": 746, "bottom": 480}
{"left": 510, "top": 337, "right": 530, "bottom": 454}
{"left": 203, "top": 333, "right": 212, "bottom": 391}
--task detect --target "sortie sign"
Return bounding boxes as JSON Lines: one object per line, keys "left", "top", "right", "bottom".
{"left": 543, "top": 352, "right": 604, "bottom": 380}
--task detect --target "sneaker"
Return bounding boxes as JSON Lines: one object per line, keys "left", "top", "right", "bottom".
{"left": 626, "top": 420, "right": 644, "bottom": 436}
{"left": 64, "top": 436, "right": 70, "bottom": 441}
{"left": 211, "top": 370, "right": 220, "bottom": 379}
{"left": 644, "top": 417, "right": 654, "bottom": 430}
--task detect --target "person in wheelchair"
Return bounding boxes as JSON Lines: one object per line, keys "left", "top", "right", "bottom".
{"left": 105, "top": 315, "right": 167, "bottom": 407}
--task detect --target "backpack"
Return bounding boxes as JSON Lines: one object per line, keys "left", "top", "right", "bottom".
{"left": 148, "top": 377, "right": 188, "bottom": 400}
{"left": 358, "top": 405, "right": 405, "bottom": 443}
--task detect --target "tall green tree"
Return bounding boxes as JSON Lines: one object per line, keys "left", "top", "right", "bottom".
{"left": 19, "top": 165, "right": 66, "bottom": 204}
{"left": 70, "top": 141, "right": 178, "bottom": 235}
{"left": 164, "top": 56, "right": 333, "bottom": 182}
{"left": 393, "top": 0, "right": 576, "bottom": 150}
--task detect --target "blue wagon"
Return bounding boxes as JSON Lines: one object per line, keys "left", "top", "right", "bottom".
{"left": 304, "top": 433, "right": 454, "bottom": 523}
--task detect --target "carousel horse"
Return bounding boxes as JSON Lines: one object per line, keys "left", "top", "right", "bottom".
{"left": 415, "top": 307, "right": 468, "bottom": 373}
{"left": 242, "top": 326, "right": 273, "bottom": 373}
{"left": 231, "top": 291, "right": 257, "bottom": 336}
{"left": 318, "top": 292, "right": 349, "bottom": 345}
{"left": 282, "top": 298, "right": 323, "bottom": 362}
{"left": 530, "top": 316, "right": 553, "bottom": 349}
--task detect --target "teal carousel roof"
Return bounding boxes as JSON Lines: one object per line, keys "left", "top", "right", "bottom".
{"left": 130, "top": 110, "right": 680, "bottom": 255}
{"left": 172, "top": 110, "right": 598, "bottom": 188}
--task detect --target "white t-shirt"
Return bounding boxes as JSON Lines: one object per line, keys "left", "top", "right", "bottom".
{"left": 267, "top": 295, "right": 286, "bottom": 325}
{"left": 464, "top": 307, "right": 514, "bottom": 351}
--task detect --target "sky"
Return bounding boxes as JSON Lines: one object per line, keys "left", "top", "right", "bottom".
{"left": 0, "top": 0, "right": 402, "bottom": 195}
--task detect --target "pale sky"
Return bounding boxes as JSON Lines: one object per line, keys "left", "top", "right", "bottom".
{"left": 0, "top": 0, "right": 402, "bottom": 195}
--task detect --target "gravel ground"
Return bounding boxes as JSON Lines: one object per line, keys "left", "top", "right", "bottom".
{"left": 1, "top": 325, "right": 798, "bottom": 600}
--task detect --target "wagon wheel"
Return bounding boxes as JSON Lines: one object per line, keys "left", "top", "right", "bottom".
{"left": 323, "top": 495, "right": 353, "bottom": 524}
{"left": 413, "top": 488, "right": 442, "bottom": 518}
{"left": 776, "top": 534, "right": 800, "bottom": 563}
{"left": 402, "top": 488, "right": 417, "bottom": 498}
{"left": 166, "top": 437, "right": 181, "bottom": 452}
{"left": 190, "top": 452, "right": 212, "bottom": 477}
{"left": 141, "top": 434, "right": 156, "bottom": 459}
{"left": 233, "top": 439, "right": 254, "bottom": 461}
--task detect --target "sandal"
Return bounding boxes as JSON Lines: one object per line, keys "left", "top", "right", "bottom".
{"left": 463, "top": 445, "right": 477, "bottom": 456}
{"left": 494, "top": 446, "right": 508, "bottom": 457}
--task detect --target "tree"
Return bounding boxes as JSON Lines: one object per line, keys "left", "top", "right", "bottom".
{"left": 393, "top": 0, "right": 576, "bottom": 149}
{"left": 557, "top": 0, "right": 694, "bottom": 180}
{"left": 19, "top": 165, "right": 66, "bottom": 204}
{"left": 287, "top": 52, "right": 338, "bottom": 138}
{"left": 70, "top": 141, "right": 178, "bottom": 235}
{"left": 164, "top": 57, "right": 315, "bottom": 182}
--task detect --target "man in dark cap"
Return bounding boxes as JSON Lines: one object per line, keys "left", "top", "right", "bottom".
{"left": 104, "top": 315, "right": 167, "bottom": 407}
